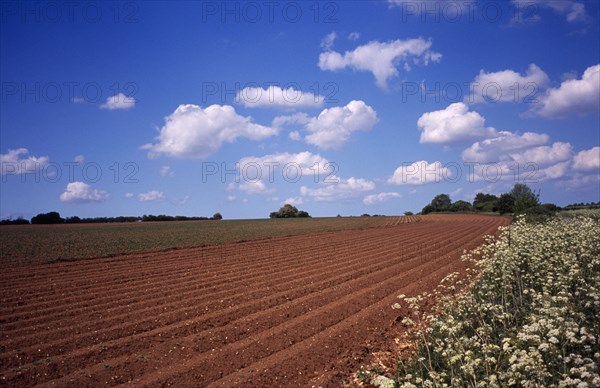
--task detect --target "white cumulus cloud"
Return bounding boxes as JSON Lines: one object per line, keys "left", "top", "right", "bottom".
{"left": 531, "top": 64, "right": 600, "bottom": 118}
{"left": 363, "top": 192, "right": 401, "bottom": 205}
{"left": 160, "top": 165, "right": 174, "bottom": 177}
{"left": 462, "top": 131, "right": 549, "bottom": 163}
{"left": 304, "top": 100, "right": 378, "bottom": 150}
{"left": 227, "top": 180, "right": 271, "bottom": 194}
{"left": 236, "top": 86, "right": 324, "bottom": 109}
{"left": 274, "top": 101, "right": 377, "bottom": 149}
{"left": 100, "top": 93, "right": 136, "bottom": 110}
{"left": 469, "top": 64, "right": 549, "bottom": 104}
{"left": 573, "top": 146, "right": 600, "bottom": 171}
{"left": 60, "top": 182, "right": 110, "bottom": 203}
{"left": 238, "top": 151, "right": 334, "bottom": 178}
{"left": 418, "top": 103, "right": 496, "bottom": 144}
{"left": 320, "top": 31, "right": 337, "bottom": 50}
{"left": 318, "top": 38, "right": 441, "bottom": 88}
{"left": 300, "top": 176, "right": 375, "bottom": 202}
{"left": 1, "top": 148, "right": 49, "bottom": 175}
{"left": 388, "top": 161, "right": 450, "bottom": 185}
{"left": 141, "top": 104, "right": 278, "bottom": 159}
{"left": 138, "top": 190, "right": 165, "bottom": 202}
{"left": 509, "top": 142, "right": 573, "bottom": 166}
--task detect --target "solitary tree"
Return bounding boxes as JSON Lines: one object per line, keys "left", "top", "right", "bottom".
{"left": 212, "top": 212, "right": 223, "bottom": 220}
{"left": 510, "top": 183, "right": 539, "bottom": 213}
{"left": 270, "top": 204, "right": 310, "bottom": 218}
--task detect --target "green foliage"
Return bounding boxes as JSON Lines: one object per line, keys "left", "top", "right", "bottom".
{"left": 473, "top": 193, "right": 499, "bottom": 212}
{"left": 450, "top": 200, "right": 472, "bottom": 212}
{"left": 31, "top": 211, "right": 64, "bottom": 224}
{"left": 269, "top": 204, "right": 311, "bottom": 218}
{"left": 511, "top": 183, "right": 540, "bottom": 213}
{"left": 404, "top": 211, "right": 414, "bottom": 216}
{"left": 395, "top": 216, "right": 600, "bottom": 387}
{"left": 496, "top": 193, "right": 515, "bottom": 214}
{"left": 559, "top": 208, "right": 600, "bottom": 220}
{"left": 421, "top": 204, "right": 434, "bottom": 215}
{"left": 431, "top": 194, "right": 452, "bottom": 212}
{"left": 0, "top": 217, "right": 30, "bottom": 225}
{"left": 212, "top": 212, "right": 223, "bottom": 220}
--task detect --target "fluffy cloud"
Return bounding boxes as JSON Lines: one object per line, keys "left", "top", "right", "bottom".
{"left": 511, "top": 0, "right": 587, "bottom": 23}
{"left": 1, "top": 148, "right": 49, "bottom": 175}
{"left": 469, "top": 64, "right": 549, "bottom": 104}
{"left": 60, "top": 182, "right": 110, "bottom": 203}
{"left": 238, "top": 151, "right": 333, "bottom": 178}
{"left": 418, "top": 103, "right": 496, "bottom": 144}
{"left": 320, "top": 31, "right": 337, "bottom": 50}
{"left": 275, "top": 101, "right": 377, "bottom": 150}
{"left": 462, "top": 131, "right": 549, "bottom": 163}
{"left": 272, "top": 112, "right": 311, "bottom": 128}
{"left": 73, "top": 154, "right": 85, "bottom": 164}
{"left": 227, "top": 180, "right": 271, "bottom": 194}
{"left": 573, "top": 146, "right": 600, "bottom": 171}
{"left": 509, "top": 142, "right": 573, "bottom": 166}
{"left": 462, "top": 132, "right": 576, "bottom": 182}
{"left": 236, "top": 86, "right": 324, "bottom": 109}
{"left": 531, "top": 64, "right": 600, "bottom": 118}
{"left": 348, "top": 32, "right": 360, "bottom": 40}
{"left": 100, "top": 93, "right": 135, "bottom": 110}
{"left": 289, "top": 131, "right": 302, "bottom": 141}
{"left": 305, "top": 100, "right": 378, "bottom": 149}
{"left": 141, "top": 104, "right": 278, "bottom": 159}
{"left": 160, "top": 166, "right": 174, "bottom": 177}
{"left": 363, "top": 192, "right": 401, "bottom": 205}
{"left": 300, "top": 176, "right": 375, "bottom": 202}
{"left": 138, "top": 190, "right": 165, "bottom": 202}
{"left": 318, "top": 38, "right": 441, "bottom": 88}
{"left": 388, "top": 160, "right": 450, "bottom": 185}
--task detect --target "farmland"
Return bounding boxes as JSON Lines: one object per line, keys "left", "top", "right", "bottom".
{"left": 0, "top": 214, "right": 509, "bottom": 386}
{"left": 0, "top": 215, "right": 418, "bottom": 266}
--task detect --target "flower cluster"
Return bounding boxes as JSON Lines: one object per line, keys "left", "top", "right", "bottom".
{"left": 395, "top": 215, "right": 600, "bottom": 387}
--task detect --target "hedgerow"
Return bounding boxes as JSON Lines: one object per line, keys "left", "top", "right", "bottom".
{"left": 394, "top": 215, "right": 600, "bottom": 387}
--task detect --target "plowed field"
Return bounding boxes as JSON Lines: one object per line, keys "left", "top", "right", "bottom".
{"left": 0, "top": 214, "right": 510, "bottom": 386}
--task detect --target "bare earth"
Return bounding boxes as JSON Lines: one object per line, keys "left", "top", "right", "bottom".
{"left": 0, "top": 214, "right": 509, "bottom": 387}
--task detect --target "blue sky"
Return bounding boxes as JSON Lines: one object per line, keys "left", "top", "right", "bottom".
{"left": 1, "top": 0, "right": 599, "bottom": 219}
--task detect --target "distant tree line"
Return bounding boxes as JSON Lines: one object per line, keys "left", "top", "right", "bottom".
{"left": 421, "top": 183, "right": 560, "bottom": 221}
{"left": 269, "top": 204, "right": 310, "bottom": 218}
{"left": 563, "top": 201, "right": 600, "bottom": 210}
{"left": 1, "top": 212, "right": 223, "bottom": 225}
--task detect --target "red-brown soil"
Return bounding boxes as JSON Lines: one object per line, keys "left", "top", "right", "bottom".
{"left": 0, "top": 214, "right": 509, "bottom": 387}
